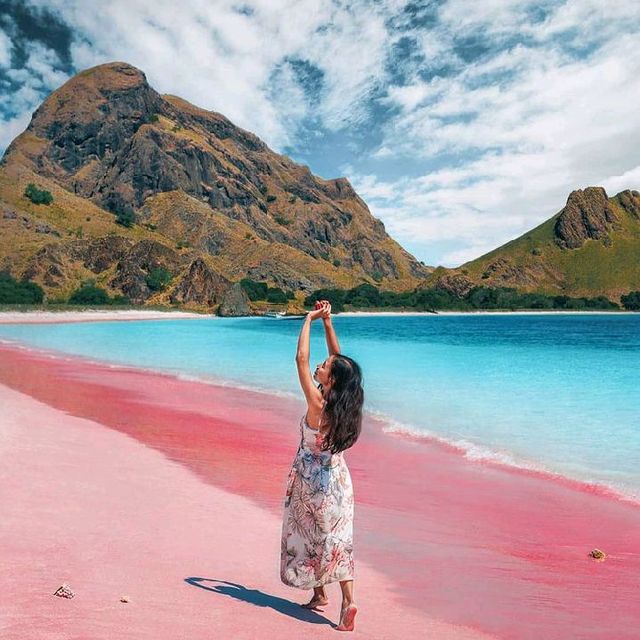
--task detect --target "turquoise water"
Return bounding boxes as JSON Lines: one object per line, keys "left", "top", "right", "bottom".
{"left": 1, "top": 313, "right": 638, "bottom": 500}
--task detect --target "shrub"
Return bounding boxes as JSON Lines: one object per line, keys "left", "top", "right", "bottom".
{"left": 345, "top": 283, "right": 380, "bottom": 307}
{"left": 148, "top": 113, "right": 159, "bottom": 123}
{"left": 621, "top": 291, "right": 640, "bottom": 311}
{"left": 0, "top": 272, "right": 44, "bottom": 303}
{"left": 240, "top": 278, "right": 269, "bottom": 301}
{"left": 240, "top": 278, "right": 294, "bottom": 303}
{"left": 349, "top": 295, "right": 371, "bottom": 308}
{"left": 146, "top": 267, "right": 172, "bottom": 292}
{"left": 274, "top": 215, "right": 291, "bottom": 226}
{"left": 115, "top": 206, "right": 136, "bottom": 228}
{"left": 333, "top": 258, "right": 341, "bottom": 267}
{"left": 266, "top": 194, "right": 277, "bottom": 203}
{"left": 24, "top": 183, "right": 53, "bottom": 205}
{"left": 266, "top": 288, "right": 288, "bottom": 304}
{"left": 68, "top": 284, "right": 110, "bottom": 305}
{"left": 304, "top": 288, "right": 346, "bottom": 312}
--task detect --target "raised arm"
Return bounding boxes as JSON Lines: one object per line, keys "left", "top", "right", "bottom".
{"left": 322, "top": 316, "right": 341, "bottom": 355}
{"left": 295, "top": 310, "right": 324, "bottom": 408}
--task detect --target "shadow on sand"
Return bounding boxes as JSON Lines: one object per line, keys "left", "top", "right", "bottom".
{"left": 185, "top": 577, "right": 335, "bottom": 627}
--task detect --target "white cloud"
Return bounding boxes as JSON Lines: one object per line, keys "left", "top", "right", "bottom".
{"left": 0, "top": 112, "right": 31, "bottom": 154}
{"left": 0, "top": 29, "right": 12, "bottom": 68}
{"left": 1, "top": 0, "right": 639, "bottom": 268}
{"left": 363, "top": 3, "right": 640, "bottom": 266}
{"left": 0, "top": 41, "right": 70, "bottom": 146}
{"left": 602, "top": 166, "right": 640, "bottom": 196}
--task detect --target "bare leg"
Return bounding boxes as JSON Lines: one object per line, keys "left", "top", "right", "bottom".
{"left": 339, "top": 580, "right": 354, "bottom": 607}
{"left": 301, "top": 585, "right": 328, "bottom": 609}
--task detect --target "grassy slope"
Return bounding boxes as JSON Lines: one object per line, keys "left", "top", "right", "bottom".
{"left": 457, "top": 196, "right": 640, "bottom": 300}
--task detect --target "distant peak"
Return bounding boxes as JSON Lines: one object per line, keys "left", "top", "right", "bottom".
{"left": 72, "top": 61, "right": 149, "bottom": 90}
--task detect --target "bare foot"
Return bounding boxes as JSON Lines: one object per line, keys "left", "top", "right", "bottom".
{"left": 336, "top": 603, "right": 358, "bottom": 631}
{"left": 301, "top": 595, "right": 329, "bottom": 610}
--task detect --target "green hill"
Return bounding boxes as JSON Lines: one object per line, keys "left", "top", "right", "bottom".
{"left": 424, "top": 187, "right": 640, "bottom": 304}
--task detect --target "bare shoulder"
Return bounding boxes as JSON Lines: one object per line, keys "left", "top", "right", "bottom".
{"left": 305, "top": 395, "right": 326, "bottom": 430}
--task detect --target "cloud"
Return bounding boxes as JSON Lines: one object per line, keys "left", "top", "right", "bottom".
{"left": 0, "top": 29, "right": 12, "bottom": 67}
{"left": 1, "top": 0, "right": 639, "bottom": 269}
{"left": 602, "top": 166, "right": 640, "bottom": 196}
{"left": 364, "top": 1, "right": 640, "bottom": 266}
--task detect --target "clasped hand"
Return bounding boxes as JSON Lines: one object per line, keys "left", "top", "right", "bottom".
{"left": 307, "top": 299, "right": 332, "bottom": 321}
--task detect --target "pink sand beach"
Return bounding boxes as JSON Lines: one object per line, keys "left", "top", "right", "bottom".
{"left": 1, "top": 335, "right": 639, "bottom": 639}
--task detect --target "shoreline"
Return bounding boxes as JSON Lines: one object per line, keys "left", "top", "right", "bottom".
{"left": 338, "top": 309, "right": 636, "bottom": 316}
{"left": 0, "top": 308, "right": 635, "bottom": 325}
{"left": 0, "top": 309, "right": 208, "bottom": 324}
{"left": 1, "top": 341, "right": 639, "bottom": 638}
{"left": 2, "top": 334, "right": 636, "bottom": 506}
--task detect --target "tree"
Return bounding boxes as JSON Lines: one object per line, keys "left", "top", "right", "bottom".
{"left": 266, "top": 288, "right": 288, "bottom": 303}
{"left": 145, "top": 267, "right": 172, "bottom": 292}
{"left": 0, "top": 272, "right": 44, "bottom": 303}
{"left": 621, "top": 291, "right": 640, "bottom": 311}
{"left": 115, "top": 206, "right": 136, "bottom": 227}
{"left": 240, "top": 278, "right": 269, "bottom": 301}
{"left": 68, "top": 284, "right": 110, "bottom": 305}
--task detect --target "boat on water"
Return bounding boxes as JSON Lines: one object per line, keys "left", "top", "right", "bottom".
{"left": 263, "top": 311, "right": 306, "bottom": 319}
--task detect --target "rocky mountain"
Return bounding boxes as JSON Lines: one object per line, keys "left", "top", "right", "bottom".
{"left": 0, "top": 61, "right": 432, "bottom": 313}
{"left": 425, "top": 187, "right": 640, "bottom": 303}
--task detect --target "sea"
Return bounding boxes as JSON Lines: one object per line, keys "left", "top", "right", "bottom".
{"left": 0, "top": 312, "right": 638, "bottom": 501}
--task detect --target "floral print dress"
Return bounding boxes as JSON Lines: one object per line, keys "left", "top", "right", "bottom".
{"left": 280, "top": 409, "right": 355, "bottom": 589}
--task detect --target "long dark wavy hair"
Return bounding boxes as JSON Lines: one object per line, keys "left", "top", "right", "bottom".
{"left": 318, "top": 354, "right": 364, "bottom": 454}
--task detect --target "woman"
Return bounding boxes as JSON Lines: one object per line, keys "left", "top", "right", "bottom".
{"left": 280, "top": 299, "right": 364, "bottom": 632}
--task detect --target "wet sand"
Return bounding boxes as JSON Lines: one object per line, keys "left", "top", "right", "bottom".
{"left": 0, "top": 341, "right": 638, "bottom": 639}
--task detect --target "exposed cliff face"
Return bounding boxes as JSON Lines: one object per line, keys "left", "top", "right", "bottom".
{"left": 0, "top": 61, "right": 431, "bottom": 308}
{"left": 217, "top": 282, "right": 251, "bottom": 316}
{"left": 553, "top": 187, "right": 619, "bottom": 249}
{"left": 615, "top": 189, "right": 640, "bottom": 219}
{"left": 169, "top": 258, "right": 230, "bottom": 307}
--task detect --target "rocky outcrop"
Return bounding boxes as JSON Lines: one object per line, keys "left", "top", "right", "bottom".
{"left": 22, "top": 243, "right": 68, "bottom": 287}
{"left": 2, "top": 207, "right": 61, "bottom": 236}
{"left": 80, "top": 236, "right": 132, "bottom": 273}
{"left": 616, "top": 189, "right": 640, "bottom": 219}
{"left": 169, "top": 258, "right": 230, "bottom": 307}
{"left": 554, "top": 187, "right": 619, "bottom": 249}
{"left": 244, "top": 261, "right": 319, "bottom": 293}
{"left": 433, "top": 272, "right": 476, "bottom": 298}
{"left": 217, "top": 281, "right": 251, "bottom": 316}
{"left": 479, "top": 257, "right": 563, "bottom": 288}
{"left": 109, "top": 239, "right": 184, "bottom": 303}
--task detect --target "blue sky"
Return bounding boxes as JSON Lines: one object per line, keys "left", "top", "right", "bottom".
{"left": 1, "top": 0, "right": 639, "bottom": 267}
